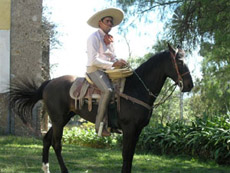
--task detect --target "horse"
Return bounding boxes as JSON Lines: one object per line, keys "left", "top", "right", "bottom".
{"left": 9, "top": 44, "right": 193, "bottom": 173}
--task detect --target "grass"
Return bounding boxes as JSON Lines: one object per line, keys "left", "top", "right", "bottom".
{"left": 0, "top": 136, "right": 230, "bottom": 173}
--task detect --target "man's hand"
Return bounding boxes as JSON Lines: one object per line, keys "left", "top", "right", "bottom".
{"left": 112, "top": 59, "right": 128, "bottom": 68}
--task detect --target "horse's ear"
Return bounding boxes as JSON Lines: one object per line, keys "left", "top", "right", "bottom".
{"left": 168, "top": 43, "right": 176, "bottom": 54}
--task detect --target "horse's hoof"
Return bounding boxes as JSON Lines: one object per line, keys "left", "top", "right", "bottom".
{"left": 42, "top": 163, "right": 50, "bottom": 173}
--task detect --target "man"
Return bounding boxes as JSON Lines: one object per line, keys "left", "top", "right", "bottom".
{"left": 86, "top": 8, "right": 127, "bottom": 137}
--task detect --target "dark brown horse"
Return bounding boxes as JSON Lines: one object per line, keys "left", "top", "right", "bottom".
{"left": 9, "top": 44, "right": 193, "bottom": 173}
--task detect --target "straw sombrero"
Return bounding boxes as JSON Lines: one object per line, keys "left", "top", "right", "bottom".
{"left": 87, "top": 8, "right": 124, "bottom": 28}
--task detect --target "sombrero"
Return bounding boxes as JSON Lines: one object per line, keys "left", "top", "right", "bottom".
{"left": 87, "top": 8, "right": 124, "bottom": 28}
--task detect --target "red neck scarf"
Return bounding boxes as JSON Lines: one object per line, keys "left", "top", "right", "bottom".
{"left": 104, "top": 34, "right": 113, "bottom": 45}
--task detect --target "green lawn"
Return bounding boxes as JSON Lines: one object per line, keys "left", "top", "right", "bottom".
{"left": 0, "top": 136, "right": 230, "bottom": 173}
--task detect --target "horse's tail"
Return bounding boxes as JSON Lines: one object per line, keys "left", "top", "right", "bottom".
{"left": 9, "top": 79, "right": 51, "bottom": 125}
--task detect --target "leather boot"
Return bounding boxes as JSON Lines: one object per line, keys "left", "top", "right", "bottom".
{"left": 101, "top": 128, "right": 111, "bottom": 137}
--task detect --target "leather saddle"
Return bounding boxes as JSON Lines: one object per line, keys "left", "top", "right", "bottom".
{"left": 69, "top": 75, "right": 126, "bottom": 112}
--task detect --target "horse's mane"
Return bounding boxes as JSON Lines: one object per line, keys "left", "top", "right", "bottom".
{"left": 135, "top": 50, "right": 169, "bottom": 75}
{"left": 124, "top": 50, "right": 170, "bottom": 97}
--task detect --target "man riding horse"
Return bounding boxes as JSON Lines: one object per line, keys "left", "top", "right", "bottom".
{"left": 86, "top": 8, "right": 127, "bottom": 137}
{"left": 8, "top": 7, "right": 194, "bottom": 173}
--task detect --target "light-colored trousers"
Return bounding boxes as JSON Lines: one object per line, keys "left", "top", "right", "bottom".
{"left": 87, "top": 70, "right": 113, "bottom": 130}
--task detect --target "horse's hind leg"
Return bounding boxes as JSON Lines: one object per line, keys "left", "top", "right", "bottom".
{"left": 42, "top": 112, "right": 74, "bottom": 173}
{"left": 42, "top": 124, "right": 67, "bottom": 173}
{"left": 42, "top": 127, "right": 53, "bottom": 173}
{"left": 51, "top": 123, "right": 68, "bottom": 173}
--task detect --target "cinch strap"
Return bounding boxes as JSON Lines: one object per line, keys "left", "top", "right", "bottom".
{"left": 118, "top": 92, "right": 152, "bottom": 110}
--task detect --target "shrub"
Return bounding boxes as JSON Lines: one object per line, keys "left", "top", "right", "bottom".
{"left": 136, "top": 115, "right": 230, "bottom": 164}
{"left": 62, "top": 122, "right": 118, "bottom": 148}
{"left": 62, "top": 115, "right": 230, "bottom": 164}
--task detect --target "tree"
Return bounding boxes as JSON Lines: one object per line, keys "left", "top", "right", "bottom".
{"left": 116, "top": 0, "right": 230, "bottom": 51}
{"left": 40, "top": 6, "right": 61, "bottom": 133}
{"left": 41, "top": 7, "right": 61, "bottom": 80}
{"left": 169, "top": 0, "right": 230, "bottom": 116}
{"left": 115, "top": 0, "right": 230, "bottom": 117}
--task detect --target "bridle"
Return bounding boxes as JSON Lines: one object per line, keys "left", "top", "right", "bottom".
{"left": 133, "top": 49, "right": 190, "bottom": 97}
{"left": 170, "top": 49, "right": 190, "bottom": 91}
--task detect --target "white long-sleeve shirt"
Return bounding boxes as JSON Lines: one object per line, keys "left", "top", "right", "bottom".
{"left": 86, "top": 29, "right": 117, "bottom": 73}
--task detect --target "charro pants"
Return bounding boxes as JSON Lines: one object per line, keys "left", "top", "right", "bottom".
{"left": 87, "top": 70, "right": 113, "bottom": 131}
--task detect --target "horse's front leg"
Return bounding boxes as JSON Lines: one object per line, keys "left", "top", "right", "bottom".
{"left": 121, "top": 124, "right": 142, "bottom": 173}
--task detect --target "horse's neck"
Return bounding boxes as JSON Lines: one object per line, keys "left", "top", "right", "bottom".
{"left": 124, "top": 55, "right": 167, "bottom": 105}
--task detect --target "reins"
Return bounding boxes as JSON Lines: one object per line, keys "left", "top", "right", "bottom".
{"left": 131, "top": 66, "right": 158, "bottom": 98}
{"left": 128, "top": 65, "right": 177, "bottom": 109}
{"left": 153, "top": 83, "right": 177, "bottom": 109}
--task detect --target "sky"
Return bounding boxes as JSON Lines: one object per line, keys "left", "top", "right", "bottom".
{"left": 43, "top": 0, "right": 202, "bottom": 79}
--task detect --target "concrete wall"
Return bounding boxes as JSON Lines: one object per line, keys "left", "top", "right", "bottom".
{"left": 0, "top": 0, "right": 44, "bottom": 136}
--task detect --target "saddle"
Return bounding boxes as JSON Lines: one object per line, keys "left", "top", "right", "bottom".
{"left": 69, "top": 75, "right": 126, "bottom": 112}
{"left": 70, "top": 67, "right": 133, "bottom": 112}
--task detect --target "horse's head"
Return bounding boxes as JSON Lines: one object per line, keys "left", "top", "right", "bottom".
{"left": 167, "top": 44, "right": 194, "bottom": 92}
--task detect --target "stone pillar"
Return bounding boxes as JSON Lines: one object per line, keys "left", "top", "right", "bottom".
{"left": 11, "top": 0, "right": 43, "bottom": 80}
{"left": 10, "top": 0, "right": 43, "bottom": 136}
